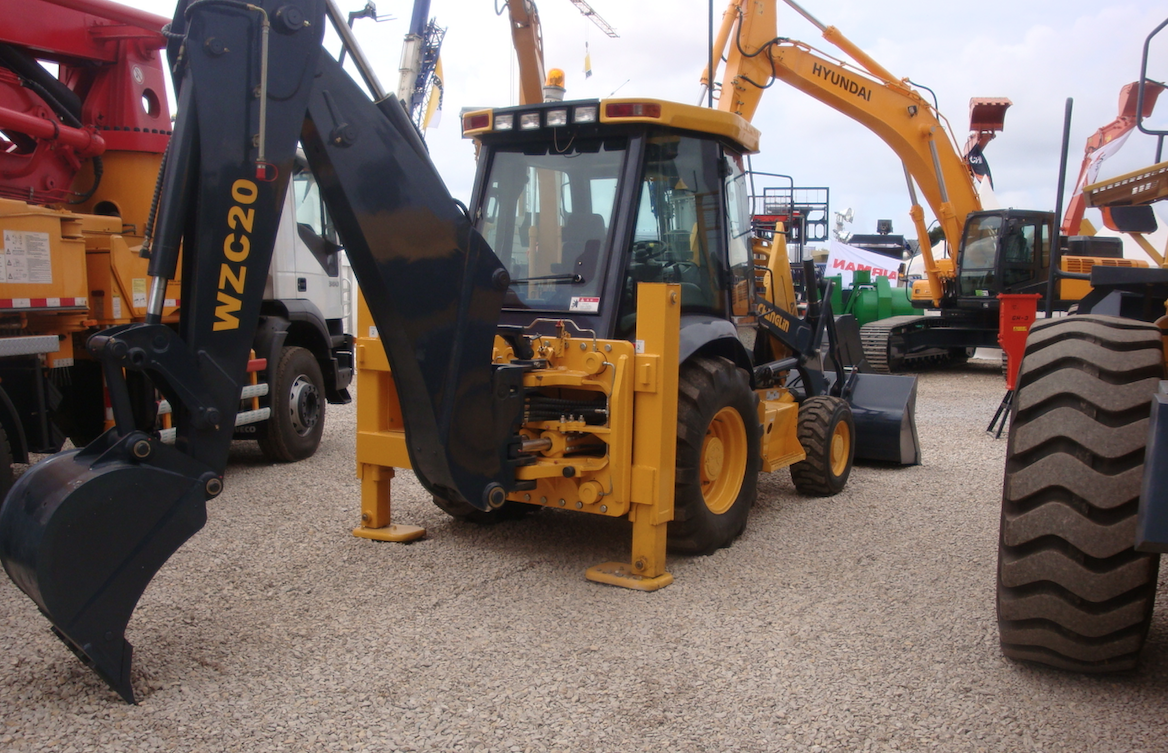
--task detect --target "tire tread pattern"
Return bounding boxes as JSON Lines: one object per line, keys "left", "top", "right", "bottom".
{"left": 997, "top": 315, "right": 1163, "bottom": 672}
{"left": 668, "top": 357, "right": 761, "bottom": 555}
{"left": 789, "top": 396, "right": 853, "bottom": 497}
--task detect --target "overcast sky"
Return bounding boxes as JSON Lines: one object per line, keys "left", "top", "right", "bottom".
{"left": 138, "top": 0, "right": 1167, "bottom": 257}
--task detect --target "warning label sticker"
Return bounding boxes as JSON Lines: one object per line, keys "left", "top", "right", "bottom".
{"left": 3, "top": 231, "right": 52, "bottom": 284}
{"left": 569, "top": 296, "right": 600, "bottom": 313}
{"left": 132, "top": 278, "right": 148, "bottom": 308}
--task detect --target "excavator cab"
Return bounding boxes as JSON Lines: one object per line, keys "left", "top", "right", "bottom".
{"left": 951, "top": 209, "right": 1055, "bottom": 305}
{"left": 941, "top": 208, "right": 1144, "bottom": 312}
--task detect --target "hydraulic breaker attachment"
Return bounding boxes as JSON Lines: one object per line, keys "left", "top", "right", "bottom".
{"left": 0, "top": 430, "right": 215, "bottom": 703}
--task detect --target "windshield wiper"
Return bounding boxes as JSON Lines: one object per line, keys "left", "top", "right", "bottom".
{"left": 509, "top": 273, "right": 584, "bottom": 284}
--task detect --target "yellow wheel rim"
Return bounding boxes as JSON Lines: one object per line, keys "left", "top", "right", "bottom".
{"left": 829, "top": 418, "right": 851, "bottom": 478}
{"left": 700, "top": 407, "right": 748, "bottom": 514}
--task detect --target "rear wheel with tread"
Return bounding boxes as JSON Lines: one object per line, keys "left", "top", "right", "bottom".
{"left": 669, "top": 356, "right": 761, "bottom": 555}
{"left": 997, "top": 315, "right": 1164, "bottom": 672}
{"left": 258, "top": 346, "right": 326, "bottom": 462}
{"left": 790, "top": 396, "right": 854, "bottom": 496}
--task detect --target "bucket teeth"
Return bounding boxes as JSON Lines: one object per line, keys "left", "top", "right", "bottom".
{"left": 52, "top": 626, "right": 136, "bottom": 704}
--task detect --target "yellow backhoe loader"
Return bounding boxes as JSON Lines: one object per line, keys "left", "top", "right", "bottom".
{"left": 0, "top": 0, "right": 919, "bottom": 702}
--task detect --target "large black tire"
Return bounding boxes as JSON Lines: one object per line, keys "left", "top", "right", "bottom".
{"left": 790, "top": 396, "right": 854, "bottom": 496}
{"left": 431, "top": 495, "right": 533, "bottom": 524}
{"left": 0, "top": 423, "right": 12, "bottom": 502}
{"left": 258, "top": 346, "right": 326, "bottom": 462}
{"left": 997, "top": 315, "right": 1164, "bottom": 672}
{"left": 669, "top": 356, "right": 761, "bottom": 556}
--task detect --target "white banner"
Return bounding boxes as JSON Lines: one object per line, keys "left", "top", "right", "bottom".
{"left": 825, "top": 239, "right": 900, "bottom": 287}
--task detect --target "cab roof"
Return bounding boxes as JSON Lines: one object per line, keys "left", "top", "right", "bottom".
{"left": 462, "top": 97, "right": 761, "bottom": 155}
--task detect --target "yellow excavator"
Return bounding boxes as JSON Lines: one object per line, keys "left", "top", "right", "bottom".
{"left": 703, "top": 0, "right": 1147, "bottom": 371}
{"left": 0, "top": 0, "right": 920, "bottom": 702}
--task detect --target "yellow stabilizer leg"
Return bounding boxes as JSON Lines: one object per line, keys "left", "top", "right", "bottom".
{"left": 585, "top": 283, "right": 679, "bottom": 591}
{"left": 586, "top": 564, "right": 674, "bottom": 591}
{"left": 587, "top": 503, "right": 673, "bottom": 590}
{"left": 352, "top": 464, "right": 425, "bottom": 542}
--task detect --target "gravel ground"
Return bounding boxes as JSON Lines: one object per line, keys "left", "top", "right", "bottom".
{"left": 3, "top": 357, "right": 1168, "bottom": 752}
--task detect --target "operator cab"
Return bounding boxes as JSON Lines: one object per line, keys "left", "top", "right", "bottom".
{"left": 464, "top": 99, "right": 760, "bottom": 342}
{"left": 951, "top": 209, "right": 1054, "bottom": 308}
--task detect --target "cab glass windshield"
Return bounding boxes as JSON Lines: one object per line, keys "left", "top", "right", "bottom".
{"left": 477, "top": 138, "right": 626, "bottom": 312}
{"left": 958, "top": 213, "right": 1002, "bottom": 296}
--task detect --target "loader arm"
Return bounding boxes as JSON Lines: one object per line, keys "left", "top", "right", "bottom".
{"left": 0, "top": 0, "right": 520, "bottom": 703}
{"left": 704, "top": 0, "right": 983, "bottom": 305}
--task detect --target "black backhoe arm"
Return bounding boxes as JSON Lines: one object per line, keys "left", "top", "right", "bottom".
{"left": 0, "top": 0, "right": 519, "bottom": 703}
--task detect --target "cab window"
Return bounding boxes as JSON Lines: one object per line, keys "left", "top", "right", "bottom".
{"left": 477, "top": 138, "right": 625, "bottom": 312}
{"left": 724, "top": 151, "right": 754, "bottom": 317}
{"left": 618, "top": 133, "right": 725, "bottom": 335}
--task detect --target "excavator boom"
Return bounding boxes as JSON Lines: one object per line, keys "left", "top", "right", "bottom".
{"left": 708, "top": 0, "right": 982, "bottom": 304}
{"left": 0, "top": 0, "right": 517, "bottom": 702}
{"left": 506, "top": 0, "right": 547, "bottom": 105}
{"left": 1063, "top": 80, "right": 1166, "bottom": 236}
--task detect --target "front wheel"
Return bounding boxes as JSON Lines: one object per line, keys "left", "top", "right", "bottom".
{"left": 669, "top": 356, "right": 761, "bottom": 556}
{"left": 258, "top": 346, "right": 326, "bottom": 462}
{"left": 790, "top": 396, "right": 854, "bottom": 496}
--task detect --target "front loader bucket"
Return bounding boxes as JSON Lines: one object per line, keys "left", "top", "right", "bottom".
{"left": 841, "top": 373, "right": 921, "bottom": 466}
{"left": 0, "top": 430, "right": 213, "bottom": 703}
{"left": 819, "top": 313, "right": 921, "bottom": 466}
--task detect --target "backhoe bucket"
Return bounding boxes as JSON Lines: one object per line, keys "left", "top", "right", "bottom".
{"left": 0, "top": 430, "right": 213, "bottom": 703}
{"left": 845, "top": 372, "right": 921, "bottom": 466}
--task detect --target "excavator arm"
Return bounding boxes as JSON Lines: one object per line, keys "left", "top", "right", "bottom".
{"left": 0, "top": 0, "right": 521, "bottom": 703}
{"left": 504, "top": 0, "right": 547, "bottom": 105}
{"left": 704, "top": 0, "right": 984, "bottom": 305}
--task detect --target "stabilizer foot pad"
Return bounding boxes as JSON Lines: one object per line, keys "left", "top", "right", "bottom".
{"left": 586, "top": 562, "right": 673, "bottom": 591}
{"left": 352, "top": 524, "right": 425, "bottom": 542}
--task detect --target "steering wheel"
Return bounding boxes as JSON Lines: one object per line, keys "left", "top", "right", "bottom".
{"left": 632, "top": 240, "right": 667, "bottom": 263}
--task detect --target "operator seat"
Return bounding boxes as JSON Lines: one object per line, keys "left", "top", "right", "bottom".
{"left": 562, "top": 212, "right": 607, "bottom": 282}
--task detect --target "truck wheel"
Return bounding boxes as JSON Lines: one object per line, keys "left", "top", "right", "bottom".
{"left": 258, "top": 346, "right": 325, "bottom": 462}
{"left": 790, "top": 396, "right": 854, "bottom": 496}
{"left": 998, "top": 315, "right": 1163, "bottom": 672}
{"left": 669, "top": 356, "right": 761, "bottom": 555}
{"left": 0, "top": 424, "right": 12, "bottom": 502}
{"left": 431, "top": 495, "right": 532, "bottom": 524}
